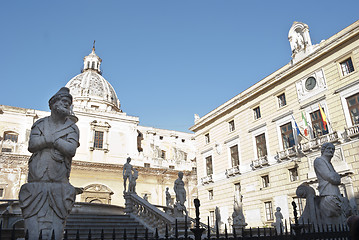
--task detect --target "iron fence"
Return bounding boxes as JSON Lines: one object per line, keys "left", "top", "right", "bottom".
{"left": 0, "top": 200, "right": 352, "bottom": 240}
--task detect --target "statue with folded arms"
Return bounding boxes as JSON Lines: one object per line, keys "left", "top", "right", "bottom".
{"left": 19, "top": 87, "right": 80, "bottom": 240}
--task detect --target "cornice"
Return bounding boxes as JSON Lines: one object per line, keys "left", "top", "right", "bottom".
{"left": 189, "top": 21, "right": 359, "bottom": 132}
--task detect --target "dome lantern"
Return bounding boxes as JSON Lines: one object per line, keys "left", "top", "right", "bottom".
{"left": 82, "top": 40, "right": 102, "bottom": 74}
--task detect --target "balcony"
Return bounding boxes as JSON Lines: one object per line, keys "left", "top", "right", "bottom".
{"left": 250, "top": 156, "right": 269, "bottom": 170}
{"left": 301, "top": 131, "right": 340, "bottom": 152}
{"left": 277, "top": 146, "right": 298, "bottom": 160}
{"left": 201, "top": 174, "right": 214, "bottom": 185}
{"left": 346, "top": 125, "right": 359, "bottom": 138}
{"left": 225, "top": 165, "right": 240, "bottom": 178}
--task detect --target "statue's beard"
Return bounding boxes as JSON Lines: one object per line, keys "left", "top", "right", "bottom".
{"left": 54, "top": 105, "right": 70, "bottom": 117}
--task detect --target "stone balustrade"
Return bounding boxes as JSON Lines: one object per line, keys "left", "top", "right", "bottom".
{"left": 345, "top": 124, "right": 359, "bottom": 138}
{"left": 250, "top": 156, "right": 269, "bottom": 169}
{"left": 225, "top": 165, "right": 241, "bottom": 178}
{"left": 277, "top": 146, "right": 297, "bottom": 160}
{"left": 124, "top": 193, "right": 175, "bottom": 236}
{"left": 200, "top": 174, "right": 213, "bottom": 185}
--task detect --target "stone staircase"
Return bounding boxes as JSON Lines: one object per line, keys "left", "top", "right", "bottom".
{"left": 65, "top": 214, "right": 154, "bottom": 239}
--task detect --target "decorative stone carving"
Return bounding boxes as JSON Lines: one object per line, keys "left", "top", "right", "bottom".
{"left": 18, "top": 87, "right": 80, "bottom": 240}
{"left": 296, "top": 143, "right": 354, "bottom": 226}
{"left": 173, "top": 171, "right": 187, "bottom": 217}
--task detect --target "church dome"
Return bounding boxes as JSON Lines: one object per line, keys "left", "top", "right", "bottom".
{"left": 66, "top": 44, "right": 121, "bottom": 112}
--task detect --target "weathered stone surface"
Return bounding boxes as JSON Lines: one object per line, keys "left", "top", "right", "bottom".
{"left": 18, "top": 87, "right": 80, "bottom": 240}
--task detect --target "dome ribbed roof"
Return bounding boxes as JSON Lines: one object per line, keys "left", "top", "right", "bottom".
{"left": 65, "top": 46, "right": 121, "bottom": 112}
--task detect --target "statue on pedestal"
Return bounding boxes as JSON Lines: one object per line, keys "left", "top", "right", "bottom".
{"left": 123, "top": 157, "right": 137, "bottom": 193}
{"left": 165, "top": 187, "right": 171, "bottom": 207}
{"left": 173, "top": 171, "right": 187, "bottom": 217}
{"left": 19, "top": 87, "right": 80, "bottom": 240}
{"left": 314, "top": 142, "right": 353, "bottom": 225}
{"left": 232, "top": 194, "right": 247, "bottom": 231}
{"left": 273, "top": 207, "right": 284, "bottom": 234}
{"left": 296, "top": 142, "right": 353, "bottom": 226}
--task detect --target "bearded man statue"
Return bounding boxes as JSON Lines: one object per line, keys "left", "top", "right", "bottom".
{"left": 19, "top": 87, "right": 80, "bottom": 240}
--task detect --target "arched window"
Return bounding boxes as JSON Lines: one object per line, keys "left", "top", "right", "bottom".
{"left": 3, "top": 131, "right": 18, "bottom": 143}
{"left": 92, "top": 61, "right": 95, "bottom": 69}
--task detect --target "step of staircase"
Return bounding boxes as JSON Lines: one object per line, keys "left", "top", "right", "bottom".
{"left": 65, "top": 214, "right": 153, "bottom": 239}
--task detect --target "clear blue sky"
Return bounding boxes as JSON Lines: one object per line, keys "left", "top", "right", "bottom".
{"left": 1, "top": 1, "right": 358, "bottom": 133}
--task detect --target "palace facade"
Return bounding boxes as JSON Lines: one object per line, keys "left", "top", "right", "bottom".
{"left": 0, "top": 47, "right": 197, "bottom": 215}
{"left": 190, "top": 20, "right": 359, "bottom": 228}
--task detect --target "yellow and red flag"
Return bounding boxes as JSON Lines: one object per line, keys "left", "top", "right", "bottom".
{"left": 318, "top": 103, "right": 328, "bottom": 131}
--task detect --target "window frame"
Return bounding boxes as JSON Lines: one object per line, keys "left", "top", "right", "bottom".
{"left": 205, "top": 133, "right": 210, "bottom": 144}
{"left": 255, "top": 133, "right": 268, "bottom": 158}
{"left": 90, "top": 121, "right": 110, "bottom": 152}
{"left": 93, "top": 130, "right": 104, "bottom": 149}
{"left": 264, "top": 201, "right": 274, "bottom": 221}
{"left": 339, "top": 57, "right": 355, "bottom": 76}
{"left": 277, "top": 93, "right": 287, "bottom": 108}
{"left": 280, "top": 122, "right": 295, "bottom": 149}
{"left": 346, "top": 92, "right": 359, "bottom": 126}
{"left": 205, "top": 155, "right": 213, "bottom": 176}
{"left": 208, "top": 189, "right": 214, "bottom": 200}
{"left": 309, "top": 109, "right": 329, "bottom": 138}
{"left": 338, "top": 83, "right": 359, "bottom": 128}
{"left": 261, "top": 175, "right": 270, "bottom": 188}
{"left": 289, "top": 167, "right": 299, "bottom": 182}
{"left": 251, "top": 125, "right": 270, "bottom": 160}
{"left": 253, "top": 106, "right": 261, "bottom": 120}
{"left": 228, "top": 120, "right": 235, "bottom": 132}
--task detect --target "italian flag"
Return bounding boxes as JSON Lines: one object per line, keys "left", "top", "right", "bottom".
{"left": 319, "top": 103, "right": 328, "bottom": 131}
{"left": 301, "top": 112, "right": 309, "bottom": 136}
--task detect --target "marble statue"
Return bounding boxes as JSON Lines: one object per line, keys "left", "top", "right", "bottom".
{"left": 215, "top": 206, "right": 221, "bottom": 229}
{"left": 173, "top": 171, "right": 187, "bottom": 217}
{"left": 123, "top": 157, "right": 134, "bottom": 193}
{"left": 128, "top": 168, "right": 138, "bottom": 193}
{"left": 273, "top": 207, "right": 284, "bottom": 234}
{"left": 18, "top": 87, "right": 80, "bottom": 240}
{"left": 314, "top": 142, "right": 352, "bottom": 225}
{"left": 232, "top": 194, "right": 247, "bottom": 230}
{"left": 165, "top": 187, "right": 171, "bottom": 207}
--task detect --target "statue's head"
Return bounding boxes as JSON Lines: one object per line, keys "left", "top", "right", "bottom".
{"left": 127, "top": 157, "right": 131, "bottom": 163}
{"left": 321, "top": 142, "right": 335, "bottom": 159}
{"left": 166, "top": 187, "right": 169, "bottom": 191}
{"left": 49, "top": 87, "right": 73, "bottom": 117}
{"left": 178, "top": 171, "right": 183, "bottom": 179}
{"left": 276, "top": 207, "right": 281, "bottom": 212}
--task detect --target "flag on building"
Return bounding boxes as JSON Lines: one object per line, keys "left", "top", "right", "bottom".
{"left": 318, "top": 103, "right": 328, "bottom": 130}
{"left": 292, "top": 115, "right": 301, "bottom": 136}
{"left": 301, "top": 112, "right": 309, "bottom": 136}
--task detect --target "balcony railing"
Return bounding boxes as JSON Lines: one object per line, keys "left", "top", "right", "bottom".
{"left": 277, "top": 146, "right": 298, "bottom": 160}
{"left": 301, "top": 131, "right": 340, "bottom": 152}
{"left": 250, "top": 156, "right": 269, "bottom": 170}
{"left": 200, "top": 174, "right": 213, "bottom": 185}
{"left": 345, "top": 124, "right": 359, "bottom": 138}
{"left": 225, "top": 165, "right": 240, "bottom": 178}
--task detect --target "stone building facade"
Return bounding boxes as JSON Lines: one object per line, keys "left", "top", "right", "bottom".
{"left": 0, "top": 47, "right": 197, "bottom": 215}
{"left": 190, "top": 21, "right": 359, "bottom": 228}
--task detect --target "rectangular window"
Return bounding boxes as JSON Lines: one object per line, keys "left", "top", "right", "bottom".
{"left": 4, "top": 133, "right": 18, "bottom": 143}
{"left": 265, "top": 201, "right": 274, "bottom": 221}
{"left": 208, "top": 190, "right": 213, "bottom": 200}
{"left": 293, "top": 197, "right": 305, "bottom": 217}
{"left": 310, "top": 110, "right": 329, "bottom": 138}
{"left": 0, "top": 188, "right": 3, "bottom": 198}
{"left": 289, "top": 168, "right": 299, "bottom": 182}
{"left": 340, "top": 57, "right": 355, "bottom": 76}
{"left": 144, "top": 163, "right": 151, "bottom": 168}
{"left": 209, "top": 211, "right": 215, "bottom": 227}
{"left": 161, "top": 150, "right": 166, "bottom": 159}
{"left": 206, "top": 155, "right": 213, "bottom": 176}
{"left": 228, "top": 120, "right": 235, "bottom": 132}
{"left": 253, "top": 106, "right": 261, "bottom": 120}
{"left": 280, "top": 122, "right": 295, "bottom": 149}
{"left": 277, "top": 93, "right": 287, "bottom": 108}
{"left": 262, "top": 175, "right": 270, "bottom": 188}
{"left": 93, "top": 131, "right": 104, "bottom": 149}
{"left": 169, "top": 165, "right": 175, "bottom": 169}
{"left": 205, "top": 133, "right": 210, "bottom": 144}
{"left": 230, "top": 145, "right": 240, "bottom": 167}
{"left": 347, "top": 93, "right": 359, "bottom": 125}
{"left": 255, "top": 133, "right": 267, "bottom": 158}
